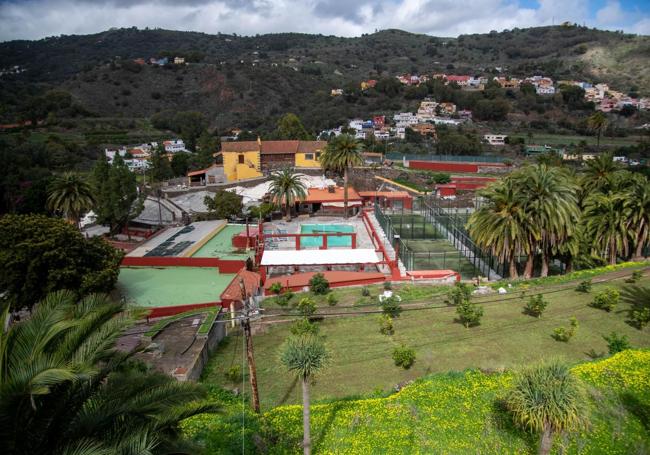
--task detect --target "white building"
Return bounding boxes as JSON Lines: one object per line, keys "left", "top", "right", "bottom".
{"left": 163, "top": 139, "right": 187, "bottom": 153}
{"left": 484, "top": 134, "right": 508, "bottom": 146}
{"left": 393, "top": 112, "right": 418, "bottom": 127}
{"left": 536, "top": 86, "right": 556, "bottom": 95}
{"left": 349, "top": 119, "right": 364, "bottom": 131}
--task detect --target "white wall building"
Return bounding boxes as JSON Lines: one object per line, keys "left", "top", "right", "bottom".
{"left": 484, "top": 134, "right": 508, "bottom": 146}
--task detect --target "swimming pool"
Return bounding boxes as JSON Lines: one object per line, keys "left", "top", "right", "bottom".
{"left": 300, "top": 224, "right": 354, "bottom": 248}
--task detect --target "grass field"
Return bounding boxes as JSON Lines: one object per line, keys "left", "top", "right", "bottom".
{"left": 201, "top": 268, "right": 650, "bottom": 409}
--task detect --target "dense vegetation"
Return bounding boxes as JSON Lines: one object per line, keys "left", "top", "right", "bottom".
{"left": 1, "top": 26, "right": 648, "bottom": 133}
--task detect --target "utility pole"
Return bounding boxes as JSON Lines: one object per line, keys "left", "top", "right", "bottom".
{"left": 239, "top": 278, "right": 261, "bottom": 413}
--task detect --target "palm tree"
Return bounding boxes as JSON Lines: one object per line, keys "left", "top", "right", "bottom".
{"left": 581, "top": 152, "right": 621, "bottom": 193}
{"left": 0, "top": 290, "right": 217, "bottom": 454}
{"left": 513, "top": 165, "right": 580, "bottom": 277}
{"left": 268, "top": 168, "right": 307, "bottom": 220}
{"left": 583, "top": 191, "right": 633, "bottom": 264}
{"left": 468, "top": 180, "right": 530, "bottom": 279}
{"left": 505, "top": 361, "right": 585, "bottom": 455}
{"left": 587, "top": 111, "right": 608, "bottom": 149}
{"left": 280, "top": 335, "right": 329, "bottom": 455}
{"left": 47, "top": 172, "right": 95, "bottom": 228}
{"left": 628, "top": 175, "right": 650, "bottom": 258}
{"left": 320, "top": 134, "right": 363, "bottom": 219}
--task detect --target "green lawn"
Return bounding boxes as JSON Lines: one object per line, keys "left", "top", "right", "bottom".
{"left": 201, "top": 271, "right": 650, "bottom": 409}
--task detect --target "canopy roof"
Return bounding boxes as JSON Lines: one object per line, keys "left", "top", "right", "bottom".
{"left": 261, "top": 248, "right": 380, "bottom": 266}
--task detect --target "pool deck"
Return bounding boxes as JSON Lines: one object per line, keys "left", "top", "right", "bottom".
{"left": 263, "top": 215, "right": 374, "bottom": 251}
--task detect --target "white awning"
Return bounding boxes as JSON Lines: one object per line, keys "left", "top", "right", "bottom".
{"left": 322, "top": 201, "right": 362, "bottom": 207}
{"left": 261, "top": 248, "right": 381, "bottom": 266}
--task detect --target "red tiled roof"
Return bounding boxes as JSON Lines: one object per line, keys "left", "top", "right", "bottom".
{"left": 187, "top": 164, "right": 222, "bottom": 177}
{"left": 358, "top": 191, "right": 412, "bottom": 199}
{"left": 297, "top": 141, "right": 327, "bottom": 153}
{"left": 303, "top": 187, "right": 361, "bottom": 203}
{"left": 221, "top": 141, "right": 260, "bottom": 152}
{"left": 260, "top": 140, "right": 300, "bottom": 155}
{"left": 220, "top": 269, "right": 261, "bottom": 303}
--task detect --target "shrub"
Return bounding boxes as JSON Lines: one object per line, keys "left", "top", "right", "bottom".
{"left": 625, "top": 270, "right": 643, "bottom": 283}
{"left": 603, "top": 332, "right": 631, "bottom": 354}
{"left": 275, "top": 291, "right": 293, "bottom": 307}
{"left": 379, "top": 314, "right": 394, "bottom": 335}
{"left": 225, "top": 365, "right": 242, "bottom": 383}
{"left": 576, "top": 280, "right": 592, "bottom": 293}
{"left": 326, "top": 293, "right": 338, "bottom": 306}
{"left": 381, "top": 295, "right": 402, "bottom": 318}
{"left": 447, "top": 282, "right": 472, "bottom": 306}
{"left": 392, "top": 345, "right": 416, "bottom": 369}
{"left": 456, "top": 300, "right": 483, "bottom": 328}
{"left": 553, "top": 317, "right": 578, "bottom": 342}
{"left": 296, "top": 297, "right": 316, "bottom": 317}
{"left": 591, "top": 288, "right": 620, "bottom": 312}
{"left": 361, "top": 286, "right": 371, "bottom": 297}
{"left": 290, "top": 318, "right": 319, "bottom": 335}
{"left": 270, "top": 282, "right": 282, "bottom": 295}
{"left": 309, "top": 273, "right": 330, "bottom": 295}
{"left": 631, "top": 307, "right": 650, "bottom": 329}
{"left": 384, "top": 281, "right": 392, "bottom": 290}
{"left": 524, "top": 294, "right": 548, "bottom": 318}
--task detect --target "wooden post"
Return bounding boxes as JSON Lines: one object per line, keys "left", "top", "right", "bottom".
{"left": 240, "top": 278, "right": 261, "bottom": 413}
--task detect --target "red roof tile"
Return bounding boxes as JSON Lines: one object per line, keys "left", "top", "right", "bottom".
{"left": 221, "top": 141, "right": 260, "bottom": 152}
{"left": 220, "top": 269, "right": 261, "bottom": 303}
{"left": 303, "top": 187, "right": 361, "bottom": 203}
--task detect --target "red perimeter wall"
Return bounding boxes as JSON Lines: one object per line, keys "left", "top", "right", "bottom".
{"left": 121, "top": 256, "right": 246, "bottom": 273}
{"left": 409, "top": 161, "right": 505, "bottom": 173}
{"left": 147, "top": 302, "right": 222, "bottom": 318}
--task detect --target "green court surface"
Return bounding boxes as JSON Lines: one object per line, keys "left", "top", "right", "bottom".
{"left": 191, "top": 225, "right": 252, "bottom": 260}
{"left": 405, "top": 239, "right": 480, "bottom": 279}
{"left": 300, "top": 224, "right": 354, "bottom": 248}
{"left": 116, "top": 267, "right": 235, "bottom": 307}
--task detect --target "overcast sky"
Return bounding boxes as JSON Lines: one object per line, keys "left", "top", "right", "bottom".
{"left": 0, "top": 0, "right": 648, "bottom": 42}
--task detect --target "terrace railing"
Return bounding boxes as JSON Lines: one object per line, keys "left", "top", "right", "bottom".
{"left": 374, "top": 203, "right": 415, "bottom": 271}
{"left": 386, "top": 153, "right": 506, "bottom": 163}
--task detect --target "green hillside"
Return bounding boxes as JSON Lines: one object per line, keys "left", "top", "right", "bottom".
{"left": 184, "top": 350, "right": 650, "bottom": 454}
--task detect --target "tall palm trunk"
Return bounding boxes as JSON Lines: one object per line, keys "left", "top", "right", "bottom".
{"left": 285, "top": 192, "right": 292, "bottom": 221}
{"left": 539, "top": 425, "right": 553, "bottom": 455}
{"left": 509, "top": 257, "right": 518, "bottom": 279}
{"left": 302, "top": 374, "right": 311, "bottom": 455}
{"left": 635, "top": 230, "right": 647, "bottom": 258}
{"left": 540, "top": 252, "right": 549, "bottom": 277}
{"left": 523, "top": 255, "right": 534, "bottom": 279}
{"left": 609, "top": 237, "right": 617, "bottom": 265}
{"left": 343, "top": 167, "right": 349, "bottom": 219}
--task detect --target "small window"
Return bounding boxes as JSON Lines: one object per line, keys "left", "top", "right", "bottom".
{"left": 315, "top": 152, "right": 321, "bottom": 160}
{"left": 305, "top": 153, "right": 314, "bottom": 160}
{"left": 238, "top": 154, "right": 245, "bottom": 164}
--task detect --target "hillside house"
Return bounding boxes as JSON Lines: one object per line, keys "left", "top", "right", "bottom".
{"left": 219, "top": 140, "right": 327, "bottom": 181}
{"left": 164, "top": 140, "right": 187, "bottom": 153}
{"left": 187, "top": 164, "right": 227, "bottom": 186}
{"left": 484, "top": 134, "right": 507, "bottom": 146}
{"left": 536, "top": 86, "right": 556, "bottom": 95}
{"left": 445, "top": 75, "right": 470, "bottom": 87}
{"left": 174, "top": 57, "right": 185, "bottom": 65}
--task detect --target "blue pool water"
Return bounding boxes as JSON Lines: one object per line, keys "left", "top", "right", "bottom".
{"left": 300, "top": 224, "right": 354, "bottom": 248}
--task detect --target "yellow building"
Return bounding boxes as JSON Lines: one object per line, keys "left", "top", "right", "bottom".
{"left": 219, "top": 140, "right": 327, "bottom": 181}
{"left": 294, "top": 141, "right": 327, "bottom": 169}
{"left": 220, "top": 141, "right": 263, "bottom": 181}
